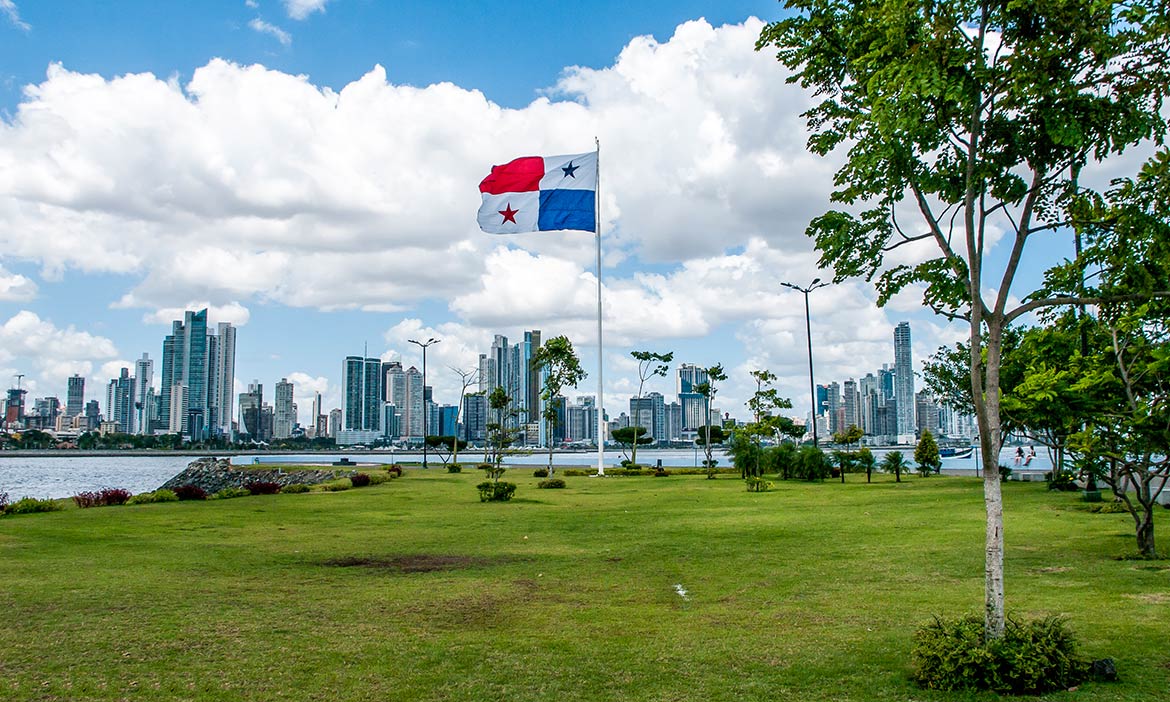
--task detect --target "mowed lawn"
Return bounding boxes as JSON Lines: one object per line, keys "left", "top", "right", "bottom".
{"left": 0, "top": 469, "right": 1166, "bottom": 702}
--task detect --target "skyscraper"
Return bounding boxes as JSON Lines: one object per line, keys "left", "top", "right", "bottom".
{"left": 630, "top": 391, "right": 666, "bottom": 443}
{"left": 66, "top": 374, "right": 85, "bottom": 418}
{"left": 213, "top": 321, "right": 236, "bottom": 435}
{"left": 343, "top": 355, "right": 383, "bottom": 432}
{"left": 274, "top": 378, "right": 294, "bottom": 439}
{"left": 133, "top": 353, "right": 153, "bottom": 434}
{"left": 159, "top": 309, "right": 234, "bottom": 439}
{"left": 894, "top": 321, "right": 916, "bottom": 439}
{"left": 239, "top": 381, "right": 264, "bottom": 440}
{"left": 105, "top": 368, "right": 135, "bottom": 433}
{"left": 405, "top": 366, "right": 423, "bottom": 438}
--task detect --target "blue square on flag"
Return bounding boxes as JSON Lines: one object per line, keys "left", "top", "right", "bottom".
{"left": 538, "top": 189, "right": 595, "bottom": 233}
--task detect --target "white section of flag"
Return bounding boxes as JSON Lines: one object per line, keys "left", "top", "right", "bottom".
{"left": 476, "top": 191, "right": 539, "bottom": 234}
{"left": 538, "top": 152, "right": 597, "bottom": 191}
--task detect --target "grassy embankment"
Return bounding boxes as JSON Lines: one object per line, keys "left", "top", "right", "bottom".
{"left": 0, "top": 469, "right": 1166, "bottom": 702}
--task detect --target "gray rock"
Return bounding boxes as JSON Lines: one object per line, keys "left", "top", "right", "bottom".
{"left": 159, "top": 456, "right": 345, "bottom": 493}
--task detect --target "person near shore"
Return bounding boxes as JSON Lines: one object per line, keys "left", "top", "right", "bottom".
{"left": 1015, "top": 446, "right": 1024, "bottom": 466}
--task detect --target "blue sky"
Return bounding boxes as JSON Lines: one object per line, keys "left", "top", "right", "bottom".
{"left": 0, "top": 0, "right": 1115, "bottom": 428}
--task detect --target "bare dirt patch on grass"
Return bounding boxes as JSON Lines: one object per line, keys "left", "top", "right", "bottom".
{"left": 323, "top": 554, "right": 504, "bottom": 573}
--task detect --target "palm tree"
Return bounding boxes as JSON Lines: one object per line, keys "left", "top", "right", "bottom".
{"left": 882, "top": 451, "right": 907, "bottom": 483}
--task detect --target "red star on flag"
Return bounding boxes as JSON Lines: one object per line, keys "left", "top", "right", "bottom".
{"left": 498, "top": 203, "right": 519, "bottom": 224}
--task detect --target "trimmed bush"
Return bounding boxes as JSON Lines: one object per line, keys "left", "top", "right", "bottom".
{"left": 127, "top": 489, "right": 179, "bottom": 505}
{"left": 245, "top": 481, "right": 281, "bottom": 495}
{"left": 212, "top": 486, "right": 251, "bottom": 500}
{"left": 562, "top": 469, "right": 594, "bottom": 477}
{"left": 281, "top": 483, "right": 311, "bottom": 494}
{"left": 349, "top": 473, "right": 371, "bottom": 488}
{"left": 654, "top": 468, "right": 670, "bottom": 477}
{"left": 533, "top": 468, "right": 549, "bottom": 478}
{"left": 538, "top": 478, "right": 566, "bottom": 489}
{"left": 365, "top": 472, "right": 392, "bottom": 485}
{"left": 72, "top": 491, "right": 103, "bottom": 509}
{"left": 387, "top": 465, "right": 403, "bottom": 477}
{"left": 4, "top": 496, "right": 62, "bottom": 514}
{"left": 1046, "top": 470, "right": 1079, "bottom": 491}
{"left": 912, "top": 615, "right": 1088, "bottom": 694}
{"left": 745, "top": 477, "right": 773, "bottom": 492}
{"left": 100, "top": 487, "right": 132, "bottom": 505}
{"left": 447, "top": 464, "right": 463, "bottom": 473}
{"left": 174, "top": 484, "right": 208, "bottom": 501}
{"left": 73, "top": 487, "right": 133, "bottom": 508}
{"left": 476, "top": 481, "right": 516, "bottom": 502}
{"left": 323, "top": 481, "right": 351, "bottom": 492}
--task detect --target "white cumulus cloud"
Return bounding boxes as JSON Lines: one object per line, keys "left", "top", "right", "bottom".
{"left": 283, "top": 0, "right": 331, "bottom": 20}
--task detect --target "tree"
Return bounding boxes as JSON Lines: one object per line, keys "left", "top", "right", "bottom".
{"left": 694, "top": 424, "right": 726, "bottom": 477}
{"left": 695, "top": 364, "right": 728, "bottom": 479}
{"left": 744, "top": 369, "right": 793, "bottom": 478}
{"left": 612, "top": 426, "right": 653, "bottom": 464}
{"left": 759, "top": 0, "right": 1170, "bottom": 639}
{"left": 882, "top": 451, "right": 907, "bottom": 483}
{"left": 424, "top": 435, "right": 468, "bottom": 465}
{"left": 531, "top": 335, "right": 587, "bottom": 475}
{"left": 486, "top": 386, "right": 516, "bottom": 470}
{"left": 915, "top": 429, "right": 941, "bottom": 477}
{"left": 450, "top": 366, "right": 480, "bottom": 467}
{"left": 629, "top": 350, "right": 673, "bottom": 468}
{"left": 857, "top": 446, "right": 876, "bottom": 483}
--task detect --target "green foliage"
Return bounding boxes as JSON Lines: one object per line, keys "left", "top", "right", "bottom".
{"left": 745, "top": 477, "right": 773, "bottom": 493}
{"left": 533, "top": 335, "right": 587, "bottom": 472}
{"left": 537, "top": 478, "right": 566, "bottom": 489}
{"left": 174, "top": 485, "right": 208, "bottom": 501}
{"left": 793, "top": 446, "right": 830, "bottom": 482}
{"left": 915, "top": 430, "right": 941, "bottom": 477}
{"left": 857, "top": 447, "right": 876, "bottom": 482}
{"left": 612, "top": 426, "right": 653, "bottom": 449}
{"left": 211, "top": 487, "right": 252, "bottom": 500}
{"left": 364, "top": 472, "right": 392, "bottom": 485}
{"left": 4, "top": 496, "right": 63, "bottom": 514}
{"left": 447, "top": 464, "right": 463, "bottom": 474}
{"left": 912, "top": 615, "right": 1088, "bottom": 694}
{"left": 127, "top": 489, "right": 178, "bottom": 505}
{"left": 881, "top": 452, "right": 907, "bottom": 482}
{"left": 532, "top": 468, "right": 549, "bottom": 478}
{"left": 476, "top": 481, "right": 516, "bottom": 502}
{"left": 348, "top": 473, "right": 371, "bottom": 488}
{"left": 832, "top": 425, "right": 864, "bottom": 447}
{"left": 1046, "top": 470, "right": 1079, "bottom": 492}
{"left": 281, "top": 483, "right": 311, "bottom": 494}
{"left": 322, "top": 481, "right": 351, "bottom": 492}
{"left": 629, "top": 350, "right": 674, "bottom": 467}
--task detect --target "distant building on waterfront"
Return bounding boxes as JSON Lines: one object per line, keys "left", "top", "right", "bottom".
{"left": 274, "top": 378, "right": 294, "bottom": 439}
{"left": 894, "top": 321, "right": 916, "bottom": 441}
{"left": 160, "top": 309, "right": 236, "bottom": 439}
{"left": 66, "top": 374, "right": 85, "bottom": 419}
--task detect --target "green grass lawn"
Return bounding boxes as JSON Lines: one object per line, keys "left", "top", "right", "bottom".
{"left": 0, "top": 470, "right": 1166, "bottom": 701}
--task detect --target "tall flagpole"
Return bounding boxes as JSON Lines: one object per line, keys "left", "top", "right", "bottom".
{"left": 595, "top": 137, "right": 606, "bottom": 477}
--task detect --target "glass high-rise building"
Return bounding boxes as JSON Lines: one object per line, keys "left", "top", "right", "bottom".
{"left": 343, "top": 356, "right": 383, "bottom": 432}
{"left": 66, "top": 374, "right": 85, "bottom": 418}
{"left": 894, "top": 321, "right": 916, "bottom": 438}
{"left": 274, "top": 378, "right": 295, "bottom": 439}
{"left": 159, "top": 309, "right": 234, "bottom": 438}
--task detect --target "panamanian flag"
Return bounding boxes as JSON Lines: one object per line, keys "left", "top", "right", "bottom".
{"left": 477, "top": 152, "right": 597, "bottom": 234}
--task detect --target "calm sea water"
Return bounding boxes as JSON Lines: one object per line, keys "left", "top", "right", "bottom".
{"left": 0, "top": 447, "right": 1050, "bottom": 500}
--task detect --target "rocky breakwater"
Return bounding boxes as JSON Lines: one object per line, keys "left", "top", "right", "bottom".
{"left": 159, "top": 457, "right": 344, "bottom": 493}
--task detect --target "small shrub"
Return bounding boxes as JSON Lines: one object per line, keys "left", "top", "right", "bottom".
{"left": 447, "top": 464, "right": 463, "bottom": 473}
{"left": 562, "top": 469, "right": 593, "bottom": 477}
{"left": 1046, "top": 470, "right": 1079, "bottom": 491}
{"left": 999, "top": 464, "right": 1012, "bottom": 481}
{"left": 654, "top": 468, "right": 670, "bottom": 477}
{"left": 745, "top": 477, "right": 773, "bottom": 492}
{"left": 365, "top": 472, "right": 392, "bottom": 485}
{"left": 349, "top": 473, "right": 371, "bottom": 488}
{"left": 1088, "top": 500, "right": 1130, "bottom": 514}
{"left": 538, "top": 478, "right": 566, "bottom": 489}
{"left": 72, "top": 491, "right": 102, "bottom": 509}
{"left": 5, "top": 496, "right": 63, "bottom": 514}
{"left": 533, "top": 468, "right": 550, "bottom": 478}
{"left": 127, "top": 489, "right": 179, "bottom": 505}
{"left": 245, "top": 481, "right": 281, "bottom": 495}
{"left": 100, "top": 488, "right": 132, "bottom": 505}
{"left": 282, "top": 483, "right": 311, "bottom": 494}
{"left": 212, "top": 486, "right": 251, "bottom": 499}
{"left": 174, "top": 484, "right": 208, "bottom": 501}
{"left": 476, "top": 481, "right": 517, "bottom": 502}
{"left": 0, "top": 492, "right": 8, "bottom": 512}
{"left": 323, "top": 481, "right": 351, "bottom": 492}
{"left": 912, "top": 615, "right": 1088, "bottom": 694}
{"left": 387, "top": 465, "right": 403, "bottom": 477}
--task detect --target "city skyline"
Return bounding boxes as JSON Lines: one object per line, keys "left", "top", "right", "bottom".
{"left": 0, "top": 3, "right": 1135, "bottom": 428}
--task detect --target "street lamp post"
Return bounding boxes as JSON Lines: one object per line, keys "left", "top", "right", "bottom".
{"left": 781, "top": 279, "right": 829, "bottom": 447}
{"left": 408, "top": 337, "right": 441, "bottom": 468}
